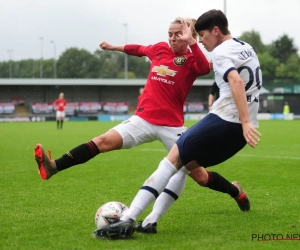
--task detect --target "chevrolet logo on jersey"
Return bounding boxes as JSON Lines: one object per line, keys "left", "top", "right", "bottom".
{"left": 152, "top": 65, "right": 177, "bottom": 77}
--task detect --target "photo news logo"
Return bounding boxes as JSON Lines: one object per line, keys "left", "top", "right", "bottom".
{"left": 252, "top": 233, "right": 300, "bottom": 241}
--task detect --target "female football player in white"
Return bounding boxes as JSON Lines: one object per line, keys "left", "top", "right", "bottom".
{"left": 98, "top": 9, "right": 261, "bottom": 238}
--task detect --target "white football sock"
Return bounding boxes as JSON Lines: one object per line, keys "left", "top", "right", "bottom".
{"left": 121, "top": 157, "right": 177, "bottom": 221}
{"left": 142, "top": 167, "right": 189, "bottom": 226}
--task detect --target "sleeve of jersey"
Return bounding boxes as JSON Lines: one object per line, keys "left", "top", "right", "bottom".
{"left": 213, "top": 51, "right": 236, "bottom": 82}
{"left": 210, "top": 82, "right": 218, "bottom": 95}
{"left": 189, "top": 43, "right": 210, "bottom": 76}
{"left": 124, "top": 44, "right": 152, "bottom": 58}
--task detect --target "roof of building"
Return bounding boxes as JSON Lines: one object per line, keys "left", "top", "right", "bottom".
{"left": 0, "top": 78, "right": 214, "bottom": 86}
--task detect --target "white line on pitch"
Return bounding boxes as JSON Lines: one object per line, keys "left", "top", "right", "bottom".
{"left": 237, "top": 154, "right": 300, "bottom": 160}
{"left": 138, "top": 149, "right": 300, "bottom": 160}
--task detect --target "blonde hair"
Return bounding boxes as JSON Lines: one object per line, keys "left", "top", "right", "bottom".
{"left": 172, "top": 17, "right": 198, "bottom": 40}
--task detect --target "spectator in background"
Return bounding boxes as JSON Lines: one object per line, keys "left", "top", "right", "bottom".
{"left": 208, "top": 81, "right": 219, "bottom": 110}
{"left": 53, "top": 92, "right": 67, "bottom": 129}
{"left": 283, "top": 102, "right": 290, "bottom": 115}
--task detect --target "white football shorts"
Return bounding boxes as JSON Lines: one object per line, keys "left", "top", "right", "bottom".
{"left": 112, "top": 115, "right": 187, "bottom": 151}
{"left": 56, "top": 111, "right": 65, "bottom": 118}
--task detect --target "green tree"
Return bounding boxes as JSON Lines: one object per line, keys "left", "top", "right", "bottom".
{"left": 118, "top": 71, "right": 137, "bottom": 79}
{"left": 15, "top": 59, "right": 54, "bottom": 78}
{"left": 94, "top": 50, "right": 150, "bottom": 79}
{"left": 275, "top": 63, "right": 287, "bottom": 79}
{"left": 12, "top": 60, "right": 28, "bottom": 78}
{"left": 275, "top": 53, "right": 300, "bottom": 80}
{"left": 127, "top": 56, "right": 150, "bottom": 78}
{"left": 257, "top": 52, "right": 280, "bottom": 80}
{"left": 238, "top": 30, "right": 265, "bottom": 54}
{"left": 269, "top": 34, "right": 298, "bottom": 64}
{"left": 285, "top": 53, "right": 300, "bottom": 80}
{"left": 57, "top": 48, "right": 100, "bottom": 78}
{"left": 0, "top": 59, "right": 62, "bottom": 78}
{"left": 32, "top": 60, "right": 40, "bottom": 78}
{"left": 0, "top": 61, "right": 10, "bottom": 78}
{"left": 94, "top": 50, "right": 123, "bottom": 78}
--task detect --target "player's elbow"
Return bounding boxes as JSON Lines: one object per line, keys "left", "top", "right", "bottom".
{"left": 203, "top": 64, "right": 211, "bottom": 75}
{"left": 195, "top": 61, "right": 211, "bottom": 76}
{"left": 231, "top": 79, "right": 245, "bottom": 92}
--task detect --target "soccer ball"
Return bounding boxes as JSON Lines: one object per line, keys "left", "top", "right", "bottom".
{"left": 95, "top": 201, "right": 128, "bottom": 229}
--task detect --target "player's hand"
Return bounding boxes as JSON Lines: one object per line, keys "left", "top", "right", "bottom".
{"left": 99, "top": 42, "right": 114, "bottom": 51}
{"left": 178, "top": 21, "right": 195, "bottom": 45}
{"left": 209, "top": 60, "right": 213, "bottom": 70}
{"left": 242, "top": 122, "right": 261, "bottom": 148}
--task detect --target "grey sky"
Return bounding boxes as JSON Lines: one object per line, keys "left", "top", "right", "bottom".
{"left": 1, "top": 0, "right": 299, "bottom": 61}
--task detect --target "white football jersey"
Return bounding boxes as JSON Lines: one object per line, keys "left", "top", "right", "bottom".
{"left": 210, "top": 38, "right": 262, "bottom": 127}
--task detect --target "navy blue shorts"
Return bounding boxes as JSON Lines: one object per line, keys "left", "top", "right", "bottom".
{"left": 176, "top": 113, "right": 246, "bottom": 167}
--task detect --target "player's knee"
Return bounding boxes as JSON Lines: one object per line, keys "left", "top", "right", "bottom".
{"left": 189, "top": 168, "right": 209, "bottom": 186}
{"left": 92, "top": 132, "right": 122, "bottom": 152}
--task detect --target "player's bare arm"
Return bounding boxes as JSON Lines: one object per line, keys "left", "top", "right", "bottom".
{"left": 99, "top": 42, "right": 125, "bottom": 52}
{"left": 208, "top": 92, "right": 215, "bottom": 110}
{"left": 228, "top": 70, "right": 261, "bottom": 148}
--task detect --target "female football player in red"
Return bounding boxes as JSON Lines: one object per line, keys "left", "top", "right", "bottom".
{"left": 34, "top": 17, "right": 249, "bottom": 237}
{"left": 53, "top": 92, "right": 67, "bottom": 129}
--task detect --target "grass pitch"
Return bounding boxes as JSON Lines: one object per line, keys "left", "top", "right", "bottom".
{"left": 0, "top": 120, "right": 300, "bottom": 250}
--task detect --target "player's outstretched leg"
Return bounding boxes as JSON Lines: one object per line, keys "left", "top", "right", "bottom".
{"left": 34, "top": 141, "right": 101, "bottom": 180}
{"left": 191, "top": 170, "right": 251, "bottom": 212}
{"left": 34, "top": 144, "right": 58, "bottom": 180}
{"left": 94, "top": 219, "right": 135, "bottom": 239}
{"left": 232, "top": 181, "right": 250, "bottom": 211}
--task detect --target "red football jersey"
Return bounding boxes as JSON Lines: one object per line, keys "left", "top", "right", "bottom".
{"left": 54, "top": 98, "right": 67, "bottom": 111}
{"left": 125, "top": 42, "right": 210, "bottom": 127}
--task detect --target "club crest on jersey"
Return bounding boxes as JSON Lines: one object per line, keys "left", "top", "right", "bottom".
{"left": 173, "top": 56, "right": 186, "bottom": 66}
{"left": 152, "top": 65, "right": 177, "bottom": 77}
